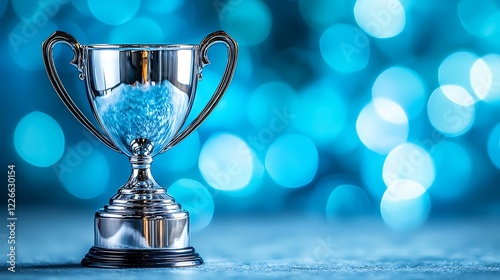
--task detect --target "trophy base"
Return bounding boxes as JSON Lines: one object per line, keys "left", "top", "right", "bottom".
{"left": 81, "top": 246, "right": 203, "bottom": 268}
{"left": 81, "top": 156, "right": 204, "bottom": 268}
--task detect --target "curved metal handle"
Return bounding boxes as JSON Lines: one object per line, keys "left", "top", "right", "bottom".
{"left": 42, "top": 31, "right": 120, "bottom": 153}
{"left": 162, "top": 30, "right": 238, "bottom": 151}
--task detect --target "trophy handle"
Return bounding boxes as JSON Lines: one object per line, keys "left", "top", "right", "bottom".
{"left": 42, "top": 31, "right": 120, "bottom": 153}
{"left": 163, "top": 30, "right": 238, "bottom": 151}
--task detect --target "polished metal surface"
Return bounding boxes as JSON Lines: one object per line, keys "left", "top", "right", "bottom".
{"left": 85, "top": 44, "right": 198, "bottom": 157}
{"left": 95, "top": 212, "right": 189, "bottom": 249}
{"left": 42, "top": 30, "right": 238, "bottom": 267}
{"left": 95, "top": 156, "right": 190, "bottom": 249}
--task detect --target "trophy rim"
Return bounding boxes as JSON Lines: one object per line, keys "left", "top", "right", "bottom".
{"left": 83, "top": 44, "right": 198, "bottom": 51}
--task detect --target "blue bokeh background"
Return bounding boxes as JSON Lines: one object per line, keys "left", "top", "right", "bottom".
{"left": 1, "top": 0, "right": 500, "bottom": 232}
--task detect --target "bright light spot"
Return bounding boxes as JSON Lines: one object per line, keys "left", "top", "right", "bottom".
{"left": 320, "top": 24, "right": 370, "bottom": 73}
{"left": 145, "top": 0, "right": 185, "bottom": 14}
{"left": 386, "top": 180, "right": 426, "bottom": 199}
{"left": 478, "top": 54, "right": 500, "bottom": 102}
{"left": 427, "top": 86, "right": 475, "bottom": 137}
{"left": 109, "top": 17, "right": 165, "bottom": 44}
{"left": 219, "top": 0, "right": 272, "bottom": 46}
{"left": 88, "top": 0, "right": 140, "bottom": 25}
{"left": 373, "top": 98, "right": 408, "bottom": 124}
{"left": 155, "top": 131, "right": 200, "bottom": 173}
{"left": 265, "top": 134, "right": 318, "bottom": 188}
{"left": 442, "top": 85, "right": 475, "bottom": 106}
{"left": 380, "top": 180, "right": 431, "bottom": 231}
{"left": 430, "top": 141, "right": 471, "bottom": 201}
{"left": 199, "top": 133, "right": 254, "bottom": 191}
{"left": 439, "top": 51, "right": 480, "bottom": 103}
{"left": 383, "top": 143, "right": 435, "bottom": 189}
{"left": 354, "top": 0, "right": 406, "bottom": 38}
{"left": 176, "top": 50, "right": 193, "bottom": 85}
{"left": 60, "top": 149, "right": 109, "bottom": 199}
{"left": 470, "top": 58, "right": 492, "bottom": 100}
{"left": 372, "top": 66, "right": 426, "bottom": 119}
{"left": 487, "top": 123, "right": 500, "bottom": 169}
{"left": 247, "top": 81, "right": 298, "bottom": 128}
{"left": 326, "top": 185, "right": 371, "bottom": 221}
{"left": 14, "top": 111, "right": 65, "bottom": 167}
{"left": 224, "top": 157, "right": 264, "bottom": 197}
{"left": 356, "top": 98, "right": 408, "bottom": 154}
{"left": 294, "top": 79, "right": 347, "bottom": 145}
{"left": 168, "top": 179, "right": 214, "bottom": 232}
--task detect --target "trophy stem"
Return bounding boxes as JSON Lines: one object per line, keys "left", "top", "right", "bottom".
{"left": 117, "top": 155, "right": 163, "bottom": 191}
{"left": 127, "top": 155, "right": 160, "bottom": 189}
{"left": 81, "top": 156, "right": 203, "bottom": 268}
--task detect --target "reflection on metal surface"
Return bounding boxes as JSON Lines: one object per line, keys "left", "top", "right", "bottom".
{"left": 42, "top": 30, "right": 238, "bottom": 267}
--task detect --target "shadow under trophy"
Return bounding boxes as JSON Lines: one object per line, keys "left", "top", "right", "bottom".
{"left": 42, "top": 30, "right": 237, "bottom": 268}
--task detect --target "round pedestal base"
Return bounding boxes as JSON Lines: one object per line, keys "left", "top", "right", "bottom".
{"left": 81, "top": 246, "right": 203, "bottom": 268}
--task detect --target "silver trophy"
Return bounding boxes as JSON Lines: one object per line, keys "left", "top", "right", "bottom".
{"left": 42, "top": 30, "right": 237, "bottom": 268}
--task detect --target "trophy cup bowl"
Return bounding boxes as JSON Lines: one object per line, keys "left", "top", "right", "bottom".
{"left": 42, "top": 31, "right": 237, "bottom": 268}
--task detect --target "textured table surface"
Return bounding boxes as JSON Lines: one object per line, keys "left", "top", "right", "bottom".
{"left": 1, "top": 209, "right": 499, "bottom": 279}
